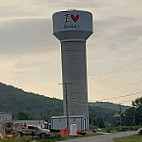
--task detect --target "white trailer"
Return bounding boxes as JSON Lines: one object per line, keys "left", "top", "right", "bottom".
{"left": 51, "top": 116, "right": 87, "bottom": 131}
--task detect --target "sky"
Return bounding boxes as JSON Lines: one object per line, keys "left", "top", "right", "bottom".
{"left": 0, "top": 0, "right": 142, "bottom": 106}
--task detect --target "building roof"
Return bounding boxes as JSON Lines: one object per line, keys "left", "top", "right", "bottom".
{"left": 51, "top": 115, "right": 86, "bottom": 119}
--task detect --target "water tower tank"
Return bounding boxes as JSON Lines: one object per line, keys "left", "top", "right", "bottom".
{"left": 52, "top": 10, "right": 93, "bottom": 129}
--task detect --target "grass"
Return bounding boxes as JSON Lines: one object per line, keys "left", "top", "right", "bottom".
{"left": 1, "top": 136, "right": 65, "bottom": 142}
{"left": 83, "top": 130, "right": 103, "bottom": 136}
{"left": 1, "top": 136, "right": 33, "bottom": 142}
{"left": 113, "top": 134, "right": 142, "bottom": 142}
{"left": 0, "top": 131, "right": 102, "bottom": 142}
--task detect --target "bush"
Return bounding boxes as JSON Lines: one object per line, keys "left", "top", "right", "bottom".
{"left": 117, "top": 126, "right": 129, "bottom": 131}
{"left": 129, "top": 126, "right": 141, "bottom": 131}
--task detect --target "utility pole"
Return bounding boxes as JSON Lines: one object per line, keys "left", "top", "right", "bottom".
{"left": 64, "top": 82, "right": 69, "bottom": 129}
{"left": 119, "top": 104, "right": 122, "bottom": 130}
{"left": 133, "top": 107, "right": 136, "bottom": 126}
{"left": 59, "top": 82, "right": 75, "bottom": 129}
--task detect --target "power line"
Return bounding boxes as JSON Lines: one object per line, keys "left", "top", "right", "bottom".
{"left": 102, "top": 57, "right": 142, "bottom": 75}
{"left": 120, "top": 100, "right": 134, "bottom": 106}
{"left": 93, "top": 57, "right": 142, "bottom": 81}
{"left": 94, "top": 67, "right": 142, "bottom": 82}
{"left": 94, "top": 78, "right": 142, "bottom": 94}
{"left": 120, "top": 100, "right": 133, "bottom": 103}
{"left": 90, "top": 90, "right": 142, "bottom": 102}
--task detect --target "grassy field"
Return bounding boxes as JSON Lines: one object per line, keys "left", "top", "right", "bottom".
{"left": 0, "top": 131, "right": 101, "bottom": 142}
{"left": 1, "top": 137, "right": 65, "bottom": 142}
{"left": 113, "top": 135, "right": 142, "bottom": 142}
{"left": 1, "top": 136, "right": 33, "bottom": 142}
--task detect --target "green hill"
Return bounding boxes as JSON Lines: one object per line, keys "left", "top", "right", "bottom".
{"left": 89, "top": 102, "right": 130, "bottom": 128}
{"left": 89, "top": 102, "right": 129, "bottom": 112}
{"left": 0, "top": 82, "right": 63, "bottom": 120}
{"left": 0, "top": 82, "right": 130, "bottom": 126}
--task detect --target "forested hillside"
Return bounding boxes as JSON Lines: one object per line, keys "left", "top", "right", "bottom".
{"left": 0, "top": 82, "right": 63, "bottom": 120}
{"left": 0, "top": 82, "right": 129, "bottom": 126}
{"left": 90, "top": 102, "right": 129, "bottom": 112}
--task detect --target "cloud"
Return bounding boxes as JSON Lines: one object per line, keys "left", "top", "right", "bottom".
{"left": 0, "top": 0, "right": 142, "bottom": 105}
{"left": 0, "top": 18, "right": 58, "bottom": 55}
{"left": 121, "top": 26, "right": 142, "bottom": 37}
{"left": 60, "top": 0, "right": 103, "bottom": 9}
{"left": 89, "top": 15, "right": 142, "bottom": 59}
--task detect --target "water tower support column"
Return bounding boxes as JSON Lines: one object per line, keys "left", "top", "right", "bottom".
{"left": 61, "top": 41, "right": 88, "bottom": 117}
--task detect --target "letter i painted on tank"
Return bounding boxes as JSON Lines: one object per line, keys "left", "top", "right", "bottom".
{"left": 64, "top": 14, "right": 70, "bottom": 23}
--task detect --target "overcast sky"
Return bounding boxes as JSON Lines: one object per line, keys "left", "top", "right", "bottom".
{"left": 0, "top": 0, "right": 142, "bottom": 106}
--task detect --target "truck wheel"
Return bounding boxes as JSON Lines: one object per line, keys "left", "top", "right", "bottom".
{"left": 40, "top": 133, "right": 46, "bottom": 138}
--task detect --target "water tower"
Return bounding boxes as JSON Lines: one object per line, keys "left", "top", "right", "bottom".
{"left": 52, "top": 10, "right": 93, "bottom": 129}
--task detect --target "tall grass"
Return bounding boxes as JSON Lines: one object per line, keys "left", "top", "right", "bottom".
{"left": 1, "top": 136, "right": 65, "bottom": 142}
{"left": 1, "top": 136, "right": 32, "bottom": 142}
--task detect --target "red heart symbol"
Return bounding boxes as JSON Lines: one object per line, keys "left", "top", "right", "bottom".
{"left": 71, "top": 14, "right": 79, "bottom": 23}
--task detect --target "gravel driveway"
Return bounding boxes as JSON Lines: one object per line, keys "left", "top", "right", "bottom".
{"left": 59, "top": 131, "right": 137, "bottom": 142}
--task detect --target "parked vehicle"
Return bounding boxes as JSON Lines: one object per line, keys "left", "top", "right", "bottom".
{"left": 18, "top": 125, "right": 51, "bottom": 138}
{"left": 138, "top": 127, "right": 142, "bottom": 135}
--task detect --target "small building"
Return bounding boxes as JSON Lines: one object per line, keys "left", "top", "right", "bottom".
{"left": 51, "top": 116, "right": 87, "bottom": 131}
{"left": 0, "top": 112, "right": 12, "bottom": 122}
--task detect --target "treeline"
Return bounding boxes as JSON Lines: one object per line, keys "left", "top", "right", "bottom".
{"left": 123, "top": 97, "right": 142, "bottom": 126}
{"left": 1, "top": 82, "right": 142, "bottom": 128}
{"left": 0, "top": 82, "right": 63, "bottom": 120}
{"left": 0, "top": 82, "right": 127, "bottom": 123}
{"left": 89, "top": 97, "right": 142, "bottom": 128}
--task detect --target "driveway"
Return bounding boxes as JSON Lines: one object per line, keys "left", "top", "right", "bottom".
{"left": 59, "top": 131, "right": 137, "bottom": 142}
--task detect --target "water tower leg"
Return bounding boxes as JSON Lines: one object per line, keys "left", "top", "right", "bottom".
{"left": 61, "top": 41, "right": 89, "bottom": 129}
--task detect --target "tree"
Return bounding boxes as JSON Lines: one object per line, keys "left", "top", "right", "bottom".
{"left": 132, "top": 97, "right": 142, "bottom": 108}
{"left": 132, "top": 97, "right": 142, "bottom": 125}
{"left": 13, "top": 111, "right": 32, "bottom": 120}
{"left": 123, "top": 107, "right": 135, "bottom": 126}
{"left": 97, "top": 116, "right": 105, "bottom": 128}
{"left": 123, "top": 97, "right": 142, "bottom": 126}
{"left": 135, "top": 107, "right": 142, "bottom": 126}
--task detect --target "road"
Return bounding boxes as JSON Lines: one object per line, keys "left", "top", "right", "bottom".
{"left": 59, "top": 131, "right": 137, "bottom": 142}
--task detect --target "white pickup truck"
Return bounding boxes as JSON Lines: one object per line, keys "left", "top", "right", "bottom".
{"left": 18, "top": 125, "right": 51, "bottom": 138}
